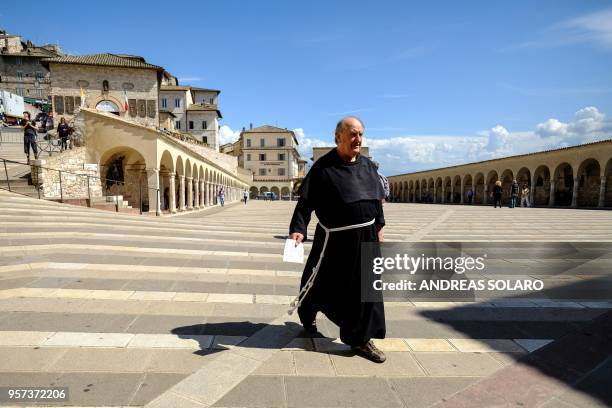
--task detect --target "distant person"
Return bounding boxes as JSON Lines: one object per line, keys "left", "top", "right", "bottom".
{"left": 163, "top": 187, "right": 169, "bottom": 211}
{"left": 22, "top": 111, "right": 38, "bottom": 163}
{"left": 372, "top": 161, "right": 390, "bottom": 202}
{"left": 0, "top": 99, "right": 5, "bottom": 123}
{"left": 218, "top": 187, "right": 225, "bottom": 207}
{"left": 467, "top": 189, "right": 474, "bottom": 204}
{"left": 243, "top": 190, "right": 248, "bottom": 204}
{"left": 493, "top": 180, "right": 502, "bottom": 208}
{"left": 57, "top": 117, "right": 70, "bottom": 151}
{"left": 521, "top": 185, "right": 530, "bottom": 208}
{"left": 510, "top": 179, "right": 519, "bottom": 208}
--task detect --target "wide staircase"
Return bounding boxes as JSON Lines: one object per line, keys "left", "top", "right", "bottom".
{"left": 0, "top": 191, "right": 611, "bottom": 406}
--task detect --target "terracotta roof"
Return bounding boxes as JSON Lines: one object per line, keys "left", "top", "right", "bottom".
{"left": 186, "top": 104, "right": 222, "bottom": 118}
{"left": 41, "top": 53, "right": 163, "bottom": 71}
{"left": 2, "top": 47, "right": 58, "bottom": 58}
{"left": 243, "top": 125, "right": 293, "bottom": 133}
{"left": 161, "top": 85, "right": 221, "bottom": 94}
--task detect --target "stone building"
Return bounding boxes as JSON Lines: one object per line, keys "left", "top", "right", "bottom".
{"left": 41, "top": 53, "right": 163, "bottom": 128}
{"left": 0, "top": 30, "right": 61, "bottom": 103}
{"left": 388, "top": 139, "right": 612, "bottom": 208}
{"left": 159, "top": 85, "right": 221, "bottom": 150}
{"left": 239, "top": 125, "right": 304, "bottom": 199}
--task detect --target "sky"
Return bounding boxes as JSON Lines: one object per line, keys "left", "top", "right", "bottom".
{"left": 3, "top": 0, "right": 612, "bottom": 175}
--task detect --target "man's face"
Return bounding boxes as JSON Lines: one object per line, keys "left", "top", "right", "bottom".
{"left": 337, "top": 119, "right": 364, "bottom": 157}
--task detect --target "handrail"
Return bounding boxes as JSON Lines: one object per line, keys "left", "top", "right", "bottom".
{"left": 0, "top": 156, "right": 159, "bottom": 216}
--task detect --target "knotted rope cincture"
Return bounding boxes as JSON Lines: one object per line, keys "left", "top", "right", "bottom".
{"left": 288, "top": 218, "right": 376, "bottom": 315}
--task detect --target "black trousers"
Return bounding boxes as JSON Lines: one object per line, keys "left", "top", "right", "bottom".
{"left": 24, "top": 134, "right": 38, "bottom": 157}
{"left": 60, "top": 136, "right": 69, "bottom": 150}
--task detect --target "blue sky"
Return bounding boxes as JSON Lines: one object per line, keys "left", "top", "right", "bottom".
{"left": 3, "top": 0, "right": 612, "bottom": 174}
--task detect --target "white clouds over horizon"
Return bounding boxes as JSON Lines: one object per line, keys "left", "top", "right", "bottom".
{"left": 216, "top": 106, "right": 612, "bottom": 176}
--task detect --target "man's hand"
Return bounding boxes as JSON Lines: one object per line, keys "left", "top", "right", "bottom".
{"left": 289, "top": 232, "right": 304, "bottom": 246}
{"left": 377, "top": 228, "right": 384, "bottom": 242}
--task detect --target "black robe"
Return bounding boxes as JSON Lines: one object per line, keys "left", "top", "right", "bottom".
{"left": 289, "top": 148, "right": 386, "bottom": 346}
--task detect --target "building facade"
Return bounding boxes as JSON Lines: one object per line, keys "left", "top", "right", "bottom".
{"left": 0, "top": 31, "right": 61, "bottom": 103}
{"left": 388, "top": 139, "right": 612, "bottom": 208}
{"left": 240, "top": 125, "right": 304, "bottom": 199}
{"left": 42, "top": 54, "right": 163, "bottom": 128}
{"left": 159, "top": 85, "right": 221, "bottom": 150}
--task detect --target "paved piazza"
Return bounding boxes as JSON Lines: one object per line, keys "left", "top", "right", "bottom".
{"left": 0, "top": 189, "right": 611, "bottom": 407}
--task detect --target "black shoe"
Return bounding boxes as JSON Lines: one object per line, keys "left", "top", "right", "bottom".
{"left": 352, "top": 340, "right": 386, "bottom": 363}
{"left": 301, "top": 320, "right": 321, "bottom": 337}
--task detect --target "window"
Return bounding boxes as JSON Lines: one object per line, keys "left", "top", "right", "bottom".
{"left": 102, "top": 80, "right": 109, "bottom": 92}
{"left": 35, "top": 88, "right": 42, "bottom": 97}
{"left": 137, "top": 99, "right": 146, "bottom": 117}
{"left": 161, "top": 98, "right": 167, "bottom": 108}
{"left": 203, "top": 136, "right": 208, "bottom": 144}
{"left": 202, "top": 121, "right": 207, "bottom": 129}
{"left": 278, "top": 168, "right": 285, "bottom": 176}
{"left": 16, "top": 71, "right": 23, "bottom": 81}
{"left": 65, "top": 96, "right": 75, "bottom": 114}
{"left": 16, "top": 88, "right": 24, "bottom": 96}
{"left": 260, "top": 138, "right": 265, "bottom": 147}
{"left": 277, "top": 138, "right": 286, "bottom": 147}
{"left": 259, "top": 153, "right": 266, "bottom": 161}
{"left": 278, "top": 153, "right": 285, "bottom": 161}
{"left": 174, "top": 98, "right": 181, "bottom": 108}
{"left": 259, "top": 168, "right": 266, "bottom": 176}
{"left": 147, "top": 100, "right": 156, "bottom": 118}
{"left": 175, "top": 120, "right": 181, "bottom": 129}
{"left": 35, "top": 71, "right": 43, "bottom": 80}
{"left": 54, "top": 95, "right": 64, "bottom": 114}
{"left": 189, "top": 121, "right": 194, "bottom": 130}
{"left": 246, "top": 153, "right": 251, "bottom": 161}
{"left": 246, "top": 139, "right": 251, "bottom": 147}
{"left": 128, "top": 99, "right": 137, "bottom": 117}
{"left": 210, "top": 97, "right": 214, "bottom": 104}
{"left": 15, "top": 57, "right": 22, "bottom": 65}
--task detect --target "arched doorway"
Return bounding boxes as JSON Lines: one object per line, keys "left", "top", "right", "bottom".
{"left": 281, "top": 187, "right": 290, "bottom": 200}
{"left": 474, "top": 173, "right": 485, "bottom": 204}
{"left": 500, "top": 169, "right": 514, "bottom": 205}
{"left": 577, "top": 159, "right": 601, "bottom": 207}
{"left": 444, "top": 177, "right": 451, "bottom": 203}
{"left": 99, "top": 146, "right": 147, "bottom": 210}
{"left": 463, "top": 174, "right": 473, "bottom": 204}
{"left": 486, "top": 170, "right": 499, "bottom": 205}
{"left": 249, "top": 186, "right": 258, "bottom": 199}
{"left": 553, "top": 163, "right": 573, "bottom": 206}
{"left": 453, "top": 176, "right": 461, "bottom": 203}
{"left": 533, "top": 165, "right": 551, "bottom": 206}
{"left": 95, "top": 100, "right": 120, "bottom": 115}
{"left": 435, "top": 178, "right": 442, "bottom": 203}
{"left": 271, "top": 186, "right": 280, "bottom": 200}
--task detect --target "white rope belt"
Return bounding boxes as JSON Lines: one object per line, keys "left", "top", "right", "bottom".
{"left": 288, "top": 218, "right": 376, "bottom": 315}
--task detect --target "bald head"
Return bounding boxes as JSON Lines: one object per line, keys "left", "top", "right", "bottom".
{"left": 335, "top": 116, "right": 365, "bottom": 144}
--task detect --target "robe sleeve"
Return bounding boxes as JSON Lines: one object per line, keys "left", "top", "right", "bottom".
{"left": 376, "top": 200, "right": 385, "bottom": 229}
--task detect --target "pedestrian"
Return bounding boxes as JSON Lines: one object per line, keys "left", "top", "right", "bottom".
{"left": 288, "top": 116, "right": 387, "bottom": 363}
{"left": 218, "top": 187, "right": 225, "bottom": 207}
{"left": 22, "top": 111, "right": 38, "bottom": 164}
{"left": 493, "top": 180, "right": 502, "bottom": 208}
{"left": 510, "top": 179, "right": 519, "bottom": 208}
{"left": 372, "top": 161, "right": 390, "bottom": 202}
{"left": 521, "top": 185, "right": 530, "bottom": 208}
{"left": 243, "top": 190, "right": 248, "bottom": 204}
{"left": 57, "top": 117, "right": 70, "bottom": 151}
{"left": 467, "top": 189, "right": 474, "bottom": 204}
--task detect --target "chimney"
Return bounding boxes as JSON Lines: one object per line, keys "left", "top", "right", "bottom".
{"left": 249, "top": 123, "right": 253, "bottom": 130}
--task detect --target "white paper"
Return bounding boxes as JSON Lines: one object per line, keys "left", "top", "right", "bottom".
{"left": 283, "top": 239, "right": 304, "bottom": 263}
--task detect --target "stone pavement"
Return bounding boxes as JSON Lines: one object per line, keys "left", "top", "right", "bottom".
{"left": 0, "top": 189, "right": 611, "bottom": 407}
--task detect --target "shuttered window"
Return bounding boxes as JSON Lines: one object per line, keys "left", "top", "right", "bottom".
{"left": 54, "top": 96, "right": 64, "bottom": 114}
{"left": 147, "top": 100, "right": 156, "bottom": 118}
{"left": 74, "top": 96, "right": 81, "bottom": 109}
{"left": 65, "top": 96, "right": 75, "bottom": 114}
{"left": 128, "top": 99, "right": 137, "bottom": 117}
{"left": 137, "top": 100, "right": 146, "bottom": 118}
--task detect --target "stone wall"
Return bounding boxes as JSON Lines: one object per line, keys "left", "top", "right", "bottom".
{"left": 174, "top": 137, "right": 238, "bottom": 175}
{"left": 31, "top": 147, "right": 102, "bottom": 200}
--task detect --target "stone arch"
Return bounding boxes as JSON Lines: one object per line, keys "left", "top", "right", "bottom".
{"left": 500, "top": 169, "right": 514, "bottom": 205}
{"left": 577, "top": 158, "right": 601, "bottom": 207}
{"left": 260, "top": 186, "right": 269, "bottom": 193}
{"left": 99, "top": 146, "right": 147, "bottom": 210}
{"left": 402, "top": 181, "right": 408, "bottom": 202}
{"left": 444, "top": 176, "right": 452, "bottom": 203}
{"left": 159, "top": 150, "right": 174, "bottom": 212}
{"left": 533, "top": 165, "right": 551, "bottom": 206}
{"left": 415, "top": 180, "right": 420, "bottom": 203}
{"left": 271, "top": 186, "right": 280, "bottom": 199}
{"left": 425, "top": 178, "right": 433, "bottom": 203}
{"left": 605, "top": 159, "right": 612, "bottom": 207}
{"left": 249, "top": 186, "right": 258, "bottom": 198}
{"left": 421, "top": 179, "right": 427, "bottom": 202}
{"left": 463, "top": 174, "right": 473, "bottom": 203}
{"left": 435, "top": 177, "right": 443, "bottom": 203}
{"left": 516, "top": 167, "right": 531, "bottom": 190}
{"left": 452, "top": 175, "right": 461, "bottom": 203}
{"left": 281, "top": 186, "right": 290, "bottom": 199}
{"left": 553, "top": 163, "right": 574, "bottom": 206}
{"left": 474, "top": 173, "right": 485, "bottom": 204}
{"left": 408, "top": 180, "right": 414, "bottom": 203}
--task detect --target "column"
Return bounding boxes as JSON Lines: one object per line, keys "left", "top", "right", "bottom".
{"left": 168, "top": 172, "right": 177, "bottom": 213}
{"left": 200, "top": 180, "right": 205, "bottom": 208}
{"left": 460, "top": 184, "right": 464, "bottom": 204}
{"left": 178, "top": 175, "right": 186, "bottom": 211}
{"left": 571, "top": 177, "right": 579, "bottom": 207}
{"left": 146, "top": 169, "right": 160, "bottom": 216}
{"left": 159, "top": 172, "right": 166, "bottom": 212}
{"left": 207, "top": 182, "right": 211, "bottom": 206}
{"left": 186, "top": 177, "right": 193, "bottom": 210}
{"left": 549, "top": 181, "right": 556, "bottom": 206}
{"left": 483, "top": 184, "right": 488, "bottom": 205}
{"left": 194, "top": 178, "right": 200, "bottom": 208}
{"left": 598, "top": 176, "right": 607, "bottom": 208}
{"left": 441, "top": 186, "right": 445, "bottom": 204}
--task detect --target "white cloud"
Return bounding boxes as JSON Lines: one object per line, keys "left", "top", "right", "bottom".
{"left": 485, "top": 125, "right": 510, "bottom": 151}
{"left": 563, "top": 8, "right": 612, "bottom": 48}
{"left": 535, "top": 118, "right": 569, "bottom": 138}
{"left": 218, "top": 125, "right": 241, "bottom": 145}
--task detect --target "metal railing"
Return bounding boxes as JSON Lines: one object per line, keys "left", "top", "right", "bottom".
{"left": 0, "top": 157, "right": 160, "bottom": 215}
